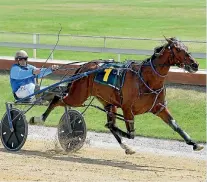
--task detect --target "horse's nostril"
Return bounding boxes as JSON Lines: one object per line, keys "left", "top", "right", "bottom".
{"left": 191, "top": 63, "right": 198, "bottom": 70}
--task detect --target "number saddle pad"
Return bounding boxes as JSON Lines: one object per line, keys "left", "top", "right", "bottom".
{"left": 94, "top": 63, "right": 128, "bottom": 90}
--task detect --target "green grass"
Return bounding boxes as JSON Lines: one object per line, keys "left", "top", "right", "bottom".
{"left": 0, "top": 0, "right": 205, "bottom": 68}
{"left": 0, "top": 72, "right": 205, "bottom": 142}
{"left": 0, "top": 0, "right": 205, "bottom": 37}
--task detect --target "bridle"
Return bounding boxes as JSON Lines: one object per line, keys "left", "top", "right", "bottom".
{"left": 150, "top": 41, "right": 191, "bottom": 77}
{"left": 136, "top": 40, "right": 196, "bottom": 114}
{"left": 169, "top": 43, "right": 186, "bottom": 68}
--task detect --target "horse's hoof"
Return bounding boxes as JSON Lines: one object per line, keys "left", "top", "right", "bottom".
{"left": 125, "top": 149, "right": 136, "bottom": 155}
{"left": 128, "top": 131, "right": 135, "bottom": 139}
{"left": 193, "top": 144, "right": 204, "bottom": 151}
{"left": 104, "top": 123, "right": 110, "bottom": 128}
{"left": 104, "top": 122, "right": 113, "bottom": 129}
{"left": 29, "top": 116, "right": 44, "bottom": 125}
{"left": 29, "top": 117, "right": 35, "bottom": 125}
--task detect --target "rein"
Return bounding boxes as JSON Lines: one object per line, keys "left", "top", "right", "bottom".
{"left": 149, "top": 58, "right": 167, "bottom": 78}
{"left": 148, "top": 45, "right": 173, "bottom": 78}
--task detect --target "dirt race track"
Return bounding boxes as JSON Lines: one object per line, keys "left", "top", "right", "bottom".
{"left": 0, "top": 126, "right": 206, "bottom": 182}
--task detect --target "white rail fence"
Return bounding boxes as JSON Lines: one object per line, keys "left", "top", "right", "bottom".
{"left": 0, "top": 32, "right": 205, "bottom": 61}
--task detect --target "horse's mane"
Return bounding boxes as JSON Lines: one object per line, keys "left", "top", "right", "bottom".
{"left": 139, "top": 45, "right": 165, "bottom": 66}
{"left": 142, "top": 37, "right": 179, "bottom": 64}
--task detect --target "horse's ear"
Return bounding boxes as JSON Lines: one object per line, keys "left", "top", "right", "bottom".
{"left": 163, "top": 35, "right": 173, "bottom": 44}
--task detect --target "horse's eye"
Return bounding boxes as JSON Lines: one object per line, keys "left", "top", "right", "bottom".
{"left": 176, "top": 48, "right": 181, "bottom": 52}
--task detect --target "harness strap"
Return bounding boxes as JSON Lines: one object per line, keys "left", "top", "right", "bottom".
{"left": 154, "top": 101, "right": 167, "bottom": 115}
{"left": 138, "top": 68, "right": 165, "bottom": 95}
{"left": 149, "top": 58, "right": 167, "bottom": 78}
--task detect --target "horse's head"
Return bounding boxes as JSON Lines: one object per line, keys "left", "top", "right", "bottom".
{"left": 165, "top": 37, "right": 199, "bottom": 73}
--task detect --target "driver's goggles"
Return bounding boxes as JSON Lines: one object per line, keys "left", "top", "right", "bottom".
{"left": 17, "top": 57, "right": 28, "bottom": 61}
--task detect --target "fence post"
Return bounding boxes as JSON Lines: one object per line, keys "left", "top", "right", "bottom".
{"left": 104, "top": 37, "right": 106, "bottom": 47}
{"left": 33, "top": 34, "right": 37, "bottom": 59}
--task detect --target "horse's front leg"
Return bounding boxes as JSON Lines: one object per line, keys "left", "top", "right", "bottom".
{"left": 104, "top": 105, "right": 135, "bottom": 155}
{"left": 29, "top": 96, "right": 65, "bottom": 124}
{"left": 156, "top": 107, "right": 204, "bottom": 151}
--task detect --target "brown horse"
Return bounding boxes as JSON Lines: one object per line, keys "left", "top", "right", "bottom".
{"left": 33, "top": 37, "right": 204, "bottom": 154}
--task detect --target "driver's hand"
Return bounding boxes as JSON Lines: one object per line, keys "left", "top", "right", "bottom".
{"left": 51, "top": 65, "right": 59, "bottom": 71}
{"left": 33, "top": 68, "right": 41, "bottom": 75}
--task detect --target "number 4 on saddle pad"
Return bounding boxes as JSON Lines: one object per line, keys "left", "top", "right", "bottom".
{"left": 94, "top": 63, "right": 127, "bottom": 90}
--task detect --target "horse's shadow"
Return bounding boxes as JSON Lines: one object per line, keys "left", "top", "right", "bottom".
{"left": 0, "top": 147, "right": 194, "bottom": 173}
{"left": 0, "top": 147, "right": 161, "bottom": 172}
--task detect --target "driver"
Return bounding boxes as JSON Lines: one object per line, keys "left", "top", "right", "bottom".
{"left": 10, "top": 50, "right": 59, "bottom": 99}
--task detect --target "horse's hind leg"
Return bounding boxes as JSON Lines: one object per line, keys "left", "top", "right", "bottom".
{"left": 156, "top": 107, "right": 204, "bottom": 151}
{"left": 29, "top": 95, "right": 65, "bottom": 124}
{"left": 103, "top": 104, "right": 135, "bottom": 155}
{"left": 104, "top": 104, "right": 117, "bottom": 128}
{"left": 30, "top": 76, "right": 91, "bottom": 124}
{"left": 122, "top": 108, "right": 135, "bottom": 139}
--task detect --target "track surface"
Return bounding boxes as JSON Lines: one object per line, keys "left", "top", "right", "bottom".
{"left": 0, "top": 126, "right": 206, "bottom": 182}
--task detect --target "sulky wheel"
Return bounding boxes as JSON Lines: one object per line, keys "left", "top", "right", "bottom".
{"left": 58, "top": 109, "right": 86, "bottom": 152}
{"left": 0, "top": 108, "right": 28, "bottom": 151}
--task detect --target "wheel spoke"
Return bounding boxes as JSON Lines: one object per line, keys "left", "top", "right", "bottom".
{"left": 13, "top": 132, "right": 20, "bottom": 144}
{"left": 3, "top": 132, "right": 12, "bottom": 145}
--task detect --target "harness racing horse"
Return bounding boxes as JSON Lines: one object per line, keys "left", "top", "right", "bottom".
{"left": 32, "top": 37, "right": 204, "bottom": 154}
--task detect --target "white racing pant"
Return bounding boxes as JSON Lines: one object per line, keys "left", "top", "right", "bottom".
{"left": 15, "top": 83, "right": 35, "bottom": 99}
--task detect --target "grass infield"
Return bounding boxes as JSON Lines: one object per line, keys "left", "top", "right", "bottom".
{"left": 0, "top": 0, "right": 205, "bottom": 68}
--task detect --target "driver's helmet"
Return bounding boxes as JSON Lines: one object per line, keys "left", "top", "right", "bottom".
{"left": 15, "top": 50, "right": 28, "bottom": 61}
